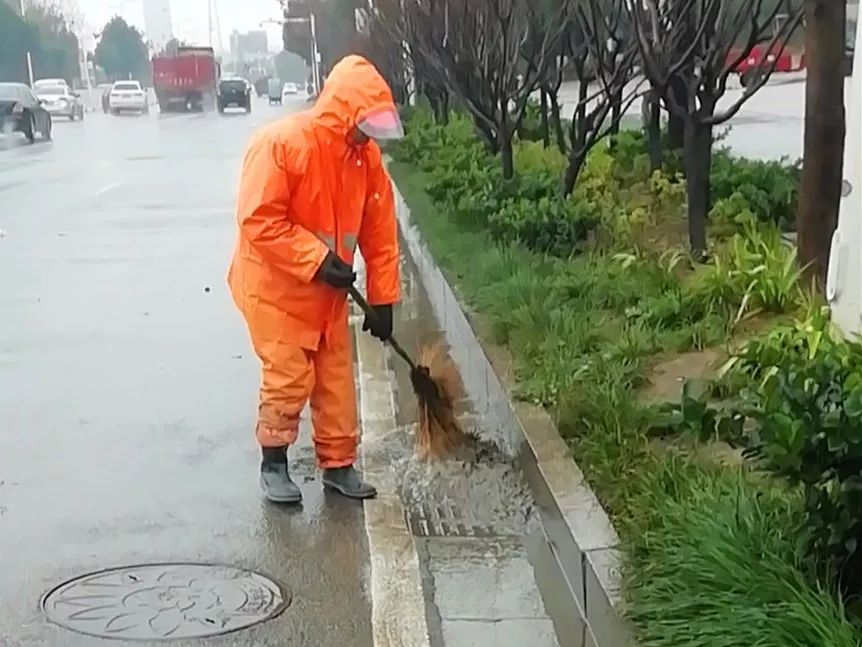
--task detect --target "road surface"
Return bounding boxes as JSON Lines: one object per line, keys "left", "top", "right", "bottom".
{"left": 559, "top": 72, "right": 854, "bottom": 161}
{"left": 0, "top": 98, "right": 571, "bottom": 646}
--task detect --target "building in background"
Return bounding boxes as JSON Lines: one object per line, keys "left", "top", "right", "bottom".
{"left": 143, "top": 0, "right": 174, "bottom": 51}
{"left": 230, "top": 30, "right": 270, "bottom": 79}
{"left": 230, "top": 30, "right": 268, "bottom": 67}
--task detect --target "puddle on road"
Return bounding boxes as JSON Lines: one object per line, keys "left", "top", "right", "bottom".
{"left": 369, "top": 240, "right": 585, "bottom": 647}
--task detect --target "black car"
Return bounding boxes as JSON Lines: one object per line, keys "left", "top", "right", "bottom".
{"left": 217, "top": 78, "right": 251, "bottom": 114}
{"left": 0, "top": 83, "right": 51, "bottom": 143}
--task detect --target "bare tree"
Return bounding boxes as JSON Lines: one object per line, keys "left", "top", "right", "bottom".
{"left": 360, "top": 0, "right": 453, "bottom": 123}
{"left": 540, "top": 55, "right": 568, "bottom": 153}
{"left": 523, "top": 2, "right": 569, "bottom": 152}
{"left": 561, "top": 0, "right": 641, "bottom": 195}
{"left": 403, "top": 0, "right": 573, "bottom": 179}
{"left": 797, "top": 0, "right": 847, "bottom": 286}
{"left": 355, "top": 0, "right": 411, "bottom": 104}
{"left": 629, "top": 0, "right": 803, "bottom": 256}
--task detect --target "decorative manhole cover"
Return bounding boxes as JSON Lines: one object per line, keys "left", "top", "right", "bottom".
{"left": 42, "top": 563, "right": 290, "bottom": 641}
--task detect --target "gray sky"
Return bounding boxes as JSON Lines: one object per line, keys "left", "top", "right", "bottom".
{"left": 75, "top": 0, "right": 285, "bottom": 53}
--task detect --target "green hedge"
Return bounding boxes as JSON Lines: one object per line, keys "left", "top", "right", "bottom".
{"left": 393, "top": 111, "right": 800, "bottom": 261}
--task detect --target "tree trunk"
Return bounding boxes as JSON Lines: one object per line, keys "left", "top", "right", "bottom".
{"left": 549, "top": 92, "right": 566, "bottom": 155}
{"left": 667, "top": 75, "right": 687, "bottom": 150}
{"left": 474, "top": 115, "right": 498, "bottom": 153}
{"left": 438, "top": 90, "right": 450, "bottom": 125}
{"left": 562, "top": 150, "right": 587, "bottom": 197}
{"left": 608, "top": 85, "right": 623, "bottom": 148}
{"left": 561, "top": 77, "right": 593, "bottom": 196}
{"left": 797, "top": 0, "right": 847, "bottom": 286}
{"left": 683, "top": 119, "right": 712, "bottom": 258}
{"left": 540, "top": 87, "right": 551, "bottom": 148}
{"left": 644, "top": 89, "right": 662, "bottom": 173}
{"left": 500, "top": 131, "right": 515, "bottom": 180}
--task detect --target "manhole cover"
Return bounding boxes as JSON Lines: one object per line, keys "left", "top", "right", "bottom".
{"left": 405, "top": 498, "right": 496, "bottom": 538}
{"left": 42, "top": 563, "right": 290, "bottom": 641}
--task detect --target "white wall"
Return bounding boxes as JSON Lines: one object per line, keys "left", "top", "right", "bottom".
{"left": 827, "top": 12, "right": 862, "bottom": 334}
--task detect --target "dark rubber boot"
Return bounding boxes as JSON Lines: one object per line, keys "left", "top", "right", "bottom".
{"left": 260, "top": 447, "right": 302, "bottom": 504}
{"left": 322, "top": 466, "right": 377, "bottom": 500}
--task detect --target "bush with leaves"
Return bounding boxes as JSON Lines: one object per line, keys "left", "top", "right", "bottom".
{"left": 489, "top": 196, "right": 601, "bottom": 256}
{"left": 658, "top": 309, "right": 862, "bottom": 596}
{"left": 715, "top": 310, "right": 862, "bottom": 592}
{"left": 516, "top": 99, "right": 546, "bottom": 143}
{"left": 710, "top": 150, "right": 800, "bottom": 231}
{"left": 689, "top": 217, "right": 805, "bottom": 323}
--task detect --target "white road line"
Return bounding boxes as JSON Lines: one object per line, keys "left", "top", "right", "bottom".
{"left": 91, "top": 181, "right": 121, "bottom": 198}
{"left": 355, "top": 304, "right": 431, "bottom": 647}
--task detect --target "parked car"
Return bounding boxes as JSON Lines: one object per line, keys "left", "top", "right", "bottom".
{"left": 33, "top": 78, "right": 70, "bottom": 93}
{"left": 0, "top": 83, "right": 52, "bottom": 143}
{"left": 34, "top": 84, "right": 84, "bottom": 121}
{"left": 217, "top": 77, "right": 251, "bottom": 113}
{"left": 109, "top": 80, "right": 148, "bottom": 115}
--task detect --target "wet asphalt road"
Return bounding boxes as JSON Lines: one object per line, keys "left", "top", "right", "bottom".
{"left": 560, "top": 73, "right": 854, "bottom": 161}
{"left": 0, "top": 98, "right": 375, "bottom": 645}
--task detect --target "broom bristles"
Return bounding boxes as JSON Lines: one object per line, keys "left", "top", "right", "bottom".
{"left": 412, "top": 341, "right": 466, "bottom": 459}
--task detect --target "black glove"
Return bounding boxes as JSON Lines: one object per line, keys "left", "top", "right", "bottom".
{"left": 316, "top": 251, "right": 356, "bottom": 288}
{"left": 363, "top": 304, "right": 393, "bottom": 342}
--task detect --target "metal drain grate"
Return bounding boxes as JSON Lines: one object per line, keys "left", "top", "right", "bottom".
{"left": 405, "top": 498, "right": 496, "bottom": 538}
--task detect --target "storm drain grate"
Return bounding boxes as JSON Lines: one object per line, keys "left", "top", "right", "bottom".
{"left": 405, "top": 498, "right": 497, "bottom": 538}
{"left": 41, "top": 562, "right": 290, "bottom": 641}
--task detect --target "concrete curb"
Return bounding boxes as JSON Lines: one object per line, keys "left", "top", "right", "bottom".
{"left": 391, "top": 183, "right": 634, "bottom": 647}
{"left": 355, "top": 258, "right": 432, "bottom": 647}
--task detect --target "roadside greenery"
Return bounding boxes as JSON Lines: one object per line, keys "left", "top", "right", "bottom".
{"left": 389, "top": 107, "right": 862, "bottom": 643}
{"left": 656, "top": 307, "right": 862, "bottom": 601}
{"left": 0, "top": 0, "right": 81, "bottom": 85}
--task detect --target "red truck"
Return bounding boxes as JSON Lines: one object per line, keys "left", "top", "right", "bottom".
{"left": 152, "top": 46, "right": 220, "bottom": 112}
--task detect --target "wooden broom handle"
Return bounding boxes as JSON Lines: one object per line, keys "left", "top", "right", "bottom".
{"left": 347, "top": 284, "right": 417, "bottom": 371}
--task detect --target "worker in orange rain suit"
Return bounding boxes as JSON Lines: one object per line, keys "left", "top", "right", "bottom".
{"left": 228, "top": 55, "right": 404, "bottom": 504}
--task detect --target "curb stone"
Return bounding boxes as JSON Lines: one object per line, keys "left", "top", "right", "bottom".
{"left": 390, "top": 173, "right": 634, "bottom": 647}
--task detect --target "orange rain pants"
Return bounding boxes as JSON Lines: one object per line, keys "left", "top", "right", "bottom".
{"left": 227, "top": 55, "right": 401, "bottom": 468}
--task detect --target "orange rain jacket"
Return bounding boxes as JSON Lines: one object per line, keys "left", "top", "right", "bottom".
{"left": 228, "top": 56, "right": 401, "bottom": 352}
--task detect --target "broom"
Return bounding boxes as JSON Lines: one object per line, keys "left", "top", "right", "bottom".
{"left": 348, "top": 285, "right": 466, "bottom": 458}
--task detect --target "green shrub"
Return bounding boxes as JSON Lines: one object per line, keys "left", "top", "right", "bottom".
{"left": 489, "top": 196, "right": 601, "bottom": 256}
{"left": 714, "top": 309, "right": 862, "bottom": 594}
{"left": 710, "top": 149, "right": 800, "bottom": 231}
{"left": 689, "top": 218, "right": 804, "bottom": 323}
{"left": 625, "top": 458, "right": 860, "bottom": 647}
{"left": 516, "top": 99, "right": 545, "bottom": 143}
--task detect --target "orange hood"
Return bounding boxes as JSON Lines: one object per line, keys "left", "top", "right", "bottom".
{"left": 311, "top": 55, "right": 397, "bottom": 139}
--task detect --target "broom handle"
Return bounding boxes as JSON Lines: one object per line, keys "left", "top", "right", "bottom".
{"left": 347, "top": 284, "right": 418, "bottom": 371}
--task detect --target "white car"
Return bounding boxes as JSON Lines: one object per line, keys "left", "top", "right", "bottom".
{"left": 33, "top": 78, "right": 70, "bottom": 93}
{"left": 282, "top": 82, "right": 299, "bottom": 98}
{"left": 35, "top": 84, "right": 84, "bottom": 120}
{"left": 109, "top": 80, "right": 148, "bottom": 114}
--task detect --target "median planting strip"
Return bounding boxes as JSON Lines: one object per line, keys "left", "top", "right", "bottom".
{"left": 385, "top": 109, "right": 861, "bottom": 645}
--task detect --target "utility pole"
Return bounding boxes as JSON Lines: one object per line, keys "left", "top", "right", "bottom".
{"left": 263, "top": 7, "right": 321, "bottom": 95}
{"left": 281, "top": 14, "right": 320, "bottom": 95}
{"left": 19, "top": 0, "right": 34, "bottom": 86}
{"left": 207, "top": 0, "right": 213, "bottom": 47}
{"left": 308, "top": 11, "right": 320, "bottom": 95}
